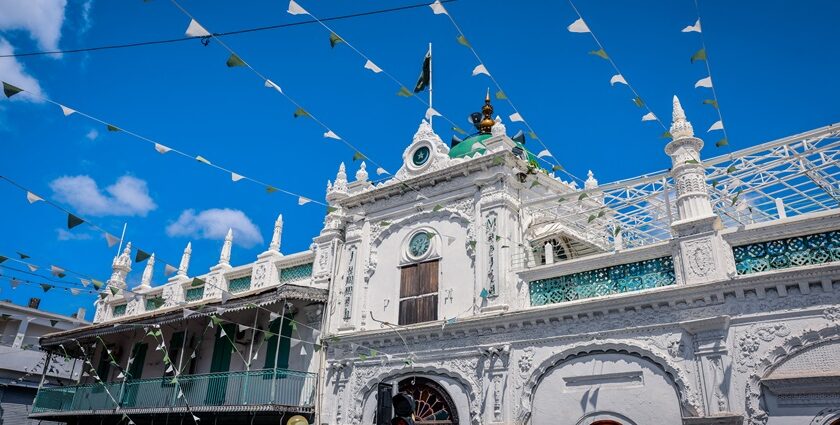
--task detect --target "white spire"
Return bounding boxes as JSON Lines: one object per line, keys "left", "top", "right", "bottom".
{"left": 109, "top": 242, "right": 132, "bottom": 287}
{"left": 491, "top": 115, "right": 506, "bottom": 137}
{"left": 327, "top": 163, "right": 349, "bottom": 202}
{"left": 219, "top": 229, "right": 233, "bottom": 266}
{"left": 585, "top": 170, "right": 599, "bottom": 189}
{"left": 670, "top": 95, "right": 694, "bottom": 139}
{"left": 355, "top": 161, "right": 369, "bottom": 182}
{"left": 139, "top": 253, "right": 155, "bottom": 289}
{"left": 177, "top": 242, "right": 192, "bottom": 277}
{"left": 269, "top": 214, "right": 283, "bottom": 252}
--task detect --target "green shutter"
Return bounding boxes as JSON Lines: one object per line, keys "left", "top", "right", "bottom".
{"left": 127, "top": 343, "right": 147, "bottom": 380}
{"left": 264, "top": 314, "right": 293, "bottom": 370}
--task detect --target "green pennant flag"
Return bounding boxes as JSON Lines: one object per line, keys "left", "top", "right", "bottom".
{"left": 552, "top": 165, "right": 564, "bottom": 172}
{"left": 702, "top": 99, "right": 719, "bottom": 109}
{"left": 289, "top": 320, "right": 297, "bottom": 332}
{"left": 557, "top": 197, "right": 567, "bottom": 203}
{"left": 528, "top": 131, "right": 538, "bottom": 140}
{"left": 99, "top": 292, "right": 108, "bottom": 300}
{"left": 359, "top": 353, "right": 368, "bottom": 361}
{"left": 192, "top": 277, "right": 205, "bottom": 287}
{"left": 529, "top": 180, "right": 541, "bottom": 189}
{"left": 684, "top": 159, "right": 699, "bottom": 164}
{"left": 380, "top": 220, "right": 391, "bottom": 227}
{"left": 456, "top": 34, "right": 470, "bottom": 48}
{"left": 266, "top": 186, "right": 279, "bottom": 194}
{"left": 613, "top": 225, "right": 622, "bottom": 236}
{"left": 67, "top": 213, "right": 85, "bottom": 229}
{"left": 151, "top": 297, "right": 165, "bottom": 308}
{"left": 17, "top": 252, "right": 30, "bottom": 259}
{"left": 715, "top": 138, "right": 729, "bottom": 148}
{"left": 726, "top": 165, "right": 737, "bottom": 174}
{"left": 352, "top": 152, "right": 366, "bottom": 161}
{"left": 495, "top": 235, "right": 502, "bottom": 241}
{"left": 92, "top": 279, "right": 104, "bottom": 290}
{"left": 587, "top": 214, "right": 596, "bottom": 223}
{"left": 329, "top": 33, "right": 344, "bottom": 48}
{"left": 468, "top": 240, "right": 476, "bottom": 249}
{"left": 661, "top": 131, "right": 673, "bottom": 139}
{"left": 452, "top": 127, "right": 467, "bottom": 135}
{"left": 492, "top": 156, "right": 505, "bottom": 166}
{"left": 578, "top": 193, "right": 589, "bottom": 200}
{"left": 41, "top": 283, "right": 52, "bottom": 292}
{"left": 226, "top": 53, "right": 246, "bottom": 67}
{"left": 397, "top": 86, "right": 413, "bottom": 97}
{"left": 106, "top": 124, "right": 120, "bottom": 132}
{"left": 135, "top": 249, "right": 151, "bottom": 263}
{"left": 495, "top": 90, "right": 507, "bottom": 100}
{"left": 327, "top": 206, "right": 339, "bottom": 214}
{"left": 210, "top": 315, "right": 223, "bottom": 326}
{"left": 110, "top": 286, "right": 119, "bottom": 296}
{"left": 632, "top": 97, "right": 644, "bottom": 108}
{"left": 731, "top": 189, "right": 742, "bottom": 206}
{"left": 690, "top": 48, "right": 707, "bottom": 63}
{"left": 314, "top": 343, "right": 322, "bottom": 352}
{"left": 432, "top": 204, "right": 444, "bottom": 212}
{"left": 50, "top": 319, "right": 58, "bottom": 327}
{"left": 589, "top": 49, "right": 609, "bottom": 60}
{"left": 293, "top": 107, "right": 309, "bottom": 118}
{"left": 598, "top": 210, "right": 606, "bottom": 218}
{"left": 0, "top": 255, "right": 7, "bottom": 264}
{"left": 711, "top": 179, "right": 719, "bottom": 189}
{"left": 2, "top": 82, "right": 23, "bottom": 98}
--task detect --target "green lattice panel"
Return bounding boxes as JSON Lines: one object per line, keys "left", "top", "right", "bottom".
{"left": 279, "top": 263, "right": 313, "bottom": 283}
{"left": 112, "top": 304, "right": 126, "bottom": 317}
{"left": 529, "top": 256, "right": 676, "bottom": 306}
{"left": 228, "top": 276, "right": 252, "bottom": 293}
{"left": 185, "top": 286, "right": 204, "bottom": 301}
{"left": 733, "top": 230, "right": 840, "bottom": 275}
{"left": 145, "top": 297, "right": 164, "bottom": 311}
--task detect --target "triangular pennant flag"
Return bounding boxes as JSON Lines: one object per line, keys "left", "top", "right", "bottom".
{"left": 702, "top": 99, "right": 719, "bottom": 109}
{"left": 92, "top": 279, "right": 104, "bottom": 289}
{"left": 397, "top": 86, "right": 413, "bottom": 97}
{"left": 106, "top": 124, "right": 120, "bottom": 132}
{"left": 324, "top": 130, "right": 341, "bottom": 140}
{"left": 537, "top": 150, "right": 553, "bottom": 158}
{"left": 632, "top": 96, "right": 644, "bottom": 108}
{"left": 456, "top": 34, "right": 470, "bottom": 48}
{"left": 695, "top": 76, "right": 713, "bottom": 89}
{"left": 110, "top": 286, "right": 119, "bottom": 296}
{"left": 471, "top": 64, "right": 490, "bottom": 77}
{"left": 17, "top": 252, "right": 30, "bottom": 259}
{"left": 135, "top": 249, "right": 151, "bottom": 263}
{"left": 154, "top": 143, "right": 172, "bottom": 154}
{"left": 68, "top": 213, "right": 85, "bottom": 229}
{"left": 238, "top": 324, "right": 248, "bottom": 333}
{"left": 226, "top": 54, "right": 246, "bottom": 67}
{"left": 287, "top": 0, "right": 308, "bottom": 15}
{"left": 9, "top": 279, "right": 20, "bottom": 289}
{"left": 50, "top": 319, "right": 58, "bottom": 327}
{"left": 27, "top": 264, "right": 38, "bottom": 272}
{"left": 429, "top": 0, "right": 448, "bottom": 15}
{"left": 529, "top": 131, "right": 538, "bottom": 140}
{"left": 117, "top": 371, "right": 125, "bottom": 379}
{"left": 185, "top": 19, "right": 211, "bottom": 37}
{"left": 105, "top": 233, "right": 120, "bottom": 247}
{"left": 432, "top": 204, "right": 444, "bottom": 212}
{"left": 221, "top": 291, "right": 231, "bottom": 304}
{"left": 327, "top": 206, "right": 339, "bottom": 214}
{"left": 26, "top": 191, "right": 43, "bottom": 204}
{"left": 59, "top": 104, "right": 76, "bottom": 116}
{"left": 192, "top": 277, "right": 205, "bottom": 287}
{"left": 41, "top": 284, "right": 52, "bottom": 293}
{"left": 495, "top": 90, "right": 507, "bottom": 100}
{"left": 682, "top": 19, "right": 702, "bottom": 33}
{"left": 509, "top": 112, "right": 524, "bottom": 122}
{"left": 297, "top": 196, "right": 312, "bottom": 206}
{"left": 715, "top": 138, "right": 729, "bottom": 148}
{"left": 425, "top": 107, "right": 441, "bottom": 121}
{"left": 707, "top": 120, "right": 724, "bottom": 132}
{"left": 691, "top": 48, "right": 707, "bottom": 63}
{"left": 264, "top": 79, "right": 282, "bottom": 93}
{"left": 375, "top": 167, "right": 388, "bottom": 175}
{"left": 642, "top": 112, "right": 657, "bottom": 122}
{"left": 70, "top": 288, "right": 81, "bottom": 296}
{"left": 479, "top": 288, "right": 489, "bottom": 299}
{"left": 231, "top": 172, "right": 245, "bottom": 182}
{"left": 2, "top": 82, "right": 23, "bottom": 98}
{"left": 50, "top": 265, "right": 66, "bottom": 278}
{"left": 363, "top": 60, "right": 382, "bottom": 73}
{"left": 80, "top": 278, "right": 91, "bottom": 287}
{"left": 589, "top": 49, "right": 609, "bottom": 60}
{"left": 352, "top": 152, "right": 366, "bottom": 161}
{"left": 661, "top": 131, "right": 673, "bottom": 139}
{"left": 568, "top": 17, "right": 590, "bottom": 32}
{"left": 219, "top": 328, "right": 227, "bottom": 337}
{"left": 164, "top": 264, "right": 178, "bottom": 276}
{"left": 293, "top": 107, "right": 309, "bottom": 118}
{"left": 452, "top": 126, "right": 467, "bottom": 135}
{"left": 196, "top": 155, "right": 211, "bottom": 165}
{"left": 269, "top": 312, "right": 280, "bottom": 321}
{"left": 266, "top": 186, "right": 279, "bottom": 194}
{"left": 609, "top": 74, "right": 627, "bottom": 86}
{"left": 328, "top": 33, "right": 344, "bottom": 48}
{"left": 0, "top": 256, "right": 6, "bottom": 264}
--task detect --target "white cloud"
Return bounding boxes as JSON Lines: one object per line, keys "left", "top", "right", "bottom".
{"left": 85, "top": 128, "right": 98, "bottom": 140}
{"left": 0, "top": 38, "right": 44, "bottom": 100}
{"left": 56, "top": 228, "right": 91, "bottom": 241}
{"left": 166, "top": 208, "right": 263, "bottom": 248}
{"left": 49, "top": 174, "right": 157, "bottom": 217}
{"left": 0, "top": 0, "right": 68, "bottom": 50}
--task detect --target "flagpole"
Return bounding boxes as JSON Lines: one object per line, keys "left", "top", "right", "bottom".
{"left": 428, "top": 42, "right": 433, "bottom": 126}
{"left": 116, "top": 222, "right": 127, "bottom": 255}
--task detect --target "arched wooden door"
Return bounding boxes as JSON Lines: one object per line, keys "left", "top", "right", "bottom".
{"left": 398, "top": 377, "right": 459, "bottom": 424}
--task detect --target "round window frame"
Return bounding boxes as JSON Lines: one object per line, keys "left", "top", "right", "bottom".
{"left": 403, "top": 228, "right": 439, "bottom": 263}
{"left": 406, "top": 140, "right": 435, "bottom": 174}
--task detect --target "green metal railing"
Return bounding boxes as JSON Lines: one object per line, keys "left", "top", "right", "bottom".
{"left": 32, "top": 368, "right": 316, "bottom": 414}
{"left": 734, "top": 230, "right": 840, "bottom": 275}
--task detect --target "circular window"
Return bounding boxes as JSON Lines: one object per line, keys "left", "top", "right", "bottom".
{"left": 408, "top": 232, "right": 431, "bottom": 257}
{"left": 412, "top": 146, "right": 431, "bottom": 166}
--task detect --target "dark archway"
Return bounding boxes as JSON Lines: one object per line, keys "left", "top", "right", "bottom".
{"left": 398, "top": 377, "right": 459, "bottom": 424}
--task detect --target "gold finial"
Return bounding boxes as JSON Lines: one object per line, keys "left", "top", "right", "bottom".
{"left": 479, "top": 87, "right": 495, "bottom": 134}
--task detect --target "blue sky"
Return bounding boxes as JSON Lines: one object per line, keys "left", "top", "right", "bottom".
{"left": 0, "top": 0, "right": 838, "bottom": 321}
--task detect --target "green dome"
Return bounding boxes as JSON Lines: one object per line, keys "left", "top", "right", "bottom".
{"left": 449, "top": 134, "right": 491, "bottom": 159}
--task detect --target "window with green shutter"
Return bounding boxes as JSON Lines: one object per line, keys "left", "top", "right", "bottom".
{"left": 228, "top": 276, "right": 252, "bottom": 293}
{"left": 185, "top": 286, "right": 204, "bottom": 301}
{"left": 264, "top": 314, "right": 293, "bottom": 370}
{"left": 112, "top": 304, "right": 127, "bottom": 317}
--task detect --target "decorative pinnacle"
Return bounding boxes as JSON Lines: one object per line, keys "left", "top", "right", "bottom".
{"left": 219, "top": 228, "right": 233, "bottom": 266}
{"left": 139, "top": 253, "right": 155, "bottom": 289}
{"left": 269, "top": 213, "right": 283, "bottom": 252}
{"left": 479, "top": 88, "right": 495, "bottom": 134}
{"left": 178, "top": 242, "right": 192, "bottom": 276}
{"left": 670, "top": 95, "right": 694, "bottom": 139}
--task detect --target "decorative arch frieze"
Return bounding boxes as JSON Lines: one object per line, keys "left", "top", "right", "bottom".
{"left": 516, "top": 341, "right": 700, "bottom": 424}
{"left": 744, "top": 325, "right": 840, "bottom": 425}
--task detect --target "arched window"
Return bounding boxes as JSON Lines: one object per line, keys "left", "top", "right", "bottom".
{"left": 536, "top": 236, "right": 570, "bottom": 265}
{"left": 343, "top": 248, "right": 356, "bottom": 321}
{"left": 398, "top": 377, "right": 458, "bottom": 424}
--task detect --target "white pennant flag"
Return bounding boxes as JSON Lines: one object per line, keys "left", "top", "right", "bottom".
{"left": 166, "top": 365, "right": 174, "bottom": 373}
{"left": 231, "top": 172, "right": 245, "bottom": 182}
{"left": 300, "top": 345, "right": 307, "bottom": 355}
{"left": 297, "top": 196, "right": 311, "bottom": 206}
{"left": 221, "top": 291, "right": 231, "bottom": 304}
{"left": 178, "top": 389, "right": 184, "bottom": 399}
{"left": 682, "top": 19, "right": 702, "bottom": 33}
{"left": 445, "top": 235, "right": 456, "bottom": 245}
{"left": 50, "top": 265, "right": 65, "bottom": 277}
{"left": 26, "top": 191, "right": 43, "bottom": 204}
{"left": 509, "top": 112, "right": 524, "bottom": 122}
{"left": 183, "top": 309, "right": 196, "bottom": 319}
{"left": 238, "top": 324, "right": 249, "bottom": 333}
{"left": 105, "top": 233, "right": 120, "bottom": 248}
{"left": 287, "top": 0, "right": 309, "bottom": 15}
{"left": 642, "top": 112, "right": 657, "bottom": 121}
{"left": 694, "top": 76, "right": 713, "bottom": 88}
{"left": 117, "top": 372, "right": 125, "bottom": 379}
{"left": 375, "top": 167, "right": 388, "bottom": 175}
{"left": 192, "top": 415, "right": 200, "bottom": 422}
{"left": 425, "top": 107, "right": 441, "bottom": 121}
{"left": 269, "top": 312, "right": 280, "bottom": 321}
{"left": 609, "top": 74, "right": 627, "bottom": 86}
{"left": 219, "top": 328, "right": 227, "bottom": 337}
{"left": 10, "top": 279, "right": 21, "bottom": 289}
{"left": 154, "top": 143, "right": 171, "bottom": 154}
{"left": 264, "top": 79, "right": 282, "bottom": 93}
{"left": 429, "top": 0, "right": 448, "bottom": 15}
{"left": 28, "top": 264, "right": 38, "bottom": 272}
{"left": 185, "top": 19, "right": 211, "bottom": 38}
{"left": 567, "top": 18, "right": 590, "bottom": 33}
{"left": 324, "top": 130, "right": 341, "bottom": 140}
{"left": 707, "top": 120, "right": 724, "bottom": 132}
{"left": 164, "top": 264, "right": 178, "bottom": 276}
{"left": 537, "top": 149, "right": 553, "bottom": 158}
{"left": 363, "top": 60, "right": 382, "bottom": 73}
{"left": 471, "top": 64, "right": 490, "bottom": 77}
{"left": 59, "top": 105, "right": 76, "bottom": 116}
{"left": 253, "top": 352, "right": 259, "bottom": 360}
{"left": 80, "top": 279, "right": 91, "bottom": 287}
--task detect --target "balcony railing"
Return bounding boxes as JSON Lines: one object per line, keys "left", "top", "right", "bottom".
{"left": 31, "top": 368, "right": 315, "bottom": 414}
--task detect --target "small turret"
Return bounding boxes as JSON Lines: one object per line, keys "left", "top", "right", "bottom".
{"left": 108, "top": 242, "right": 132, "bottom": 288}
{"left": 585, "top": 170, "right": 599, "bottom": 190}
{"left": 138, "top": 253, "right": 155, "bottom": 290}
{"left": 219, "top": 228, "right": 233, "bottom": 266}
{"left": 177, "top": 242, "right": 192, "bottom": 277}
{"left": 326, "top": 163, "right": 349, "bottom": 203}
{"left": 355, "top": 161, "right": 369, "bottom": 182}
{"left": 269, "top": 214, "right": 283, "bottom": 253}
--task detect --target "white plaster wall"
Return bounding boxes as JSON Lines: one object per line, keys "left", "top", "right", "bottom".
{"left": 358, "top": 374, "right": 472, "bottom": 425}
{"left": 530, "top": 353, "right": 683, "bottom": 425}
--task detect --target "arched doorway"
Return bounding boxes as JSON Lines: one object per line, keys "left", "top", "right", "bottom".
{"left": 398, "top": 377, "right": 459, "bottom": 424}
